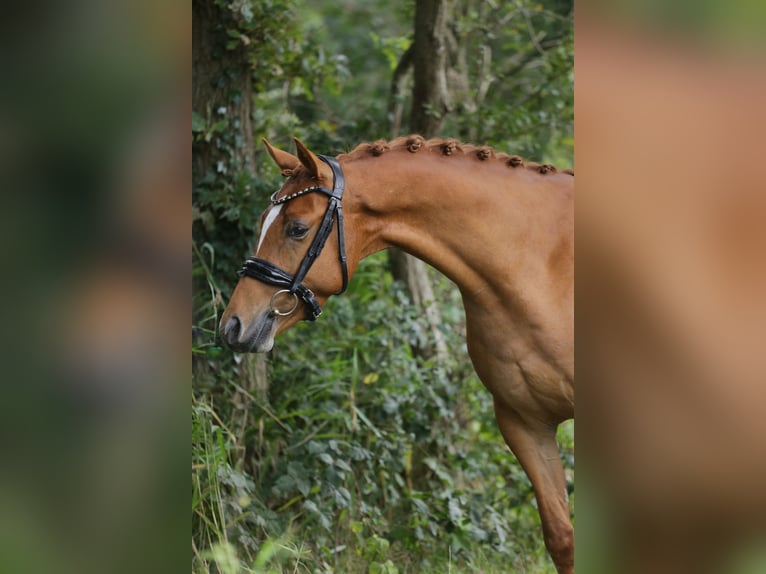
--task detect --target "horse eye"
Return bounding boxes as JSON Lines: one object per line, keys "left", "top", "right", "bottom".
{"left": 286, "top": 222, "right": 309, "bottom": 240}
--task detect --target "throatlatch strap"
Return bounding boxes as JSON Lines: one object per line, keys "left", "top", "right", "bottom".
{"left": 317, "top": 154, "right": 349, "bottom": 294}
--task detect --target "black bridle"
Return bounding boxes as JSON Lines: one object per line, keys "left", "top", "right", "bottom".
{"left": 237, "top": 155, "right": 348, "bottom": 321}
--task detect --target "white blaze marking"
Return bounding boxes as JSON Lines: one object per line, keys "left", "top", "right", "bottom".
{"left": 256, "top": 204, "right": 283, "bottom": 254}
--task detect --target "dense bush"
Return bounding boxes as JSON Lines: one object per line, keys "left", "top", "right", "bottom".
{"left": 193, "top": 248, "right": 573, "bottom": 573}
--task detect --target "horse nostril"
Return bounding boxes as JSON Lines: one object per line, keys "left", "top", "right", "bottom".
{"left": 222, "top": 316, "right": 241, "bottom": 346}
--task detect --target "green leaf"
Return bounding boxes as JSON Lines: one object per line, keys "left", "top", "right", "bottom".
{"left": 192, "top": 111, "right": 205, "bottom": 133}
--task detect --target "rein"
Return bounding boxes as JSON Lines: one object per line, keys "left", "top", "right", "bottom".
{"left": 237, "top": 155, "right": 348, "bottom": 321}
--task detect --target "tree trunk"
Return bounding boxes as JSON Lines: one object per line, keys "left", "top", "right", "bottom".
{"left": 410, "top": 0, "right": 452, "bottom": 135}
{"left": 192, "top": 0, "right": 255, "bottom": 177}
{"left": 388, "top": 251, "right": 448, "bottom": 359}
{"left": 192, "top": 0, "right": 269, "bottom": 438}
{"left": 386, "top": 0, "right": 454, "bottom": 361}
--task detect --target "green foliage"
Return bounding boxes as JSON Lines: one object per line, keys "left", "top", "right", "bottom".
{"left": 293, "top": 0, "right": 573, "bottom": 163}
{"left": 193, "top": 1, "right": 573, "bottom": 572}
{"left": 194, "top": 252, "right": 572, "bottom": 572}
{"left": 443, "top": 0, "right": 575, "bottom": 162}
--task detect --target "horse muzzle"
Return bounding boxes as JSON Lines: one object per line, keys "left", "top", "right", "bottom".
{"left": 220, "top": 309, "right": 277, "bottom": 353}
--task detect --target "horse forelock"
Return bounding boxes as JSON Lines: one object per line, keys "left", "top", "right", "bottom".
{"left": 337, "top": 136, "right": 573, "bottom": 176}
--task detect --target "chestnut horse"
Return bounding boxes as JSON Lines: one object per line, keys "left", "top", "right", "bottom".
{"left": 221, "top": 136, "right": 574, "bottom": 572}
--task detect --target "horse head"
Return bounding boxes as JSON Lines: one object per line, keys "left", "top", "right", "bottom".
{"left": 220, "top": 138, "right": 357, "bottom": 352}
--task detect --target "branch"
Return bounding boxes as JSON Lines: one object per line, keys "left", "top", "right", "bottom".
{"left": 493, "top": 33, "right": 567, "bottom": 86}
{"left": 388, "top": 43, "right": 414, "bottom": 137}
{"left": 475, "top": 44, "right": 493, "bottom": 110}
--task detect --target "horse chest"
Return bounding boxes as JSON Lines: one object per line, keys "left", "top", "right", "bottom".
{"left": 465, "top": 313, "right": 574, "bottom": 421}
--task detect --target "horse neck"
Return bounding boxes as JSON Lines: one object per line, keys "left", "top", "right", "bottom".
{"left": 344, "top": 152, "right": 573, "bottom": 304}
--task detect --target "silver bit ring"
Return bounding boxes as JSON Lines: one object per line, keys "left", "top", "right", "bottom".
{"left": 269, "top": 289, "right": 299, "bottom": 317}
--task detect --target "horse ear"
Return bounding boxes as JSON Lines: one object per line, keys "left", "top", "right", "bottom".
{"left": 262, "top": 138, "right": 299, "bottom": 175}
{"left": 293, "top": 138, "right": 323, "bottom": 179}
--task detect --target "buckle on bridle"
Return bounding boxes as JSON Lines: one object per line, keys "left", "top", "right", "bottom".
{"left": 268, "top": 289, "right": 300, "bottom": 317}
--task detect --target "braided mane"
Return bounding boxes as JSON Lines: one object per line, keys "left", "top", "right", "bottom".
{"left": 337, "top": 135, "right": 573, "bottom": 176}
